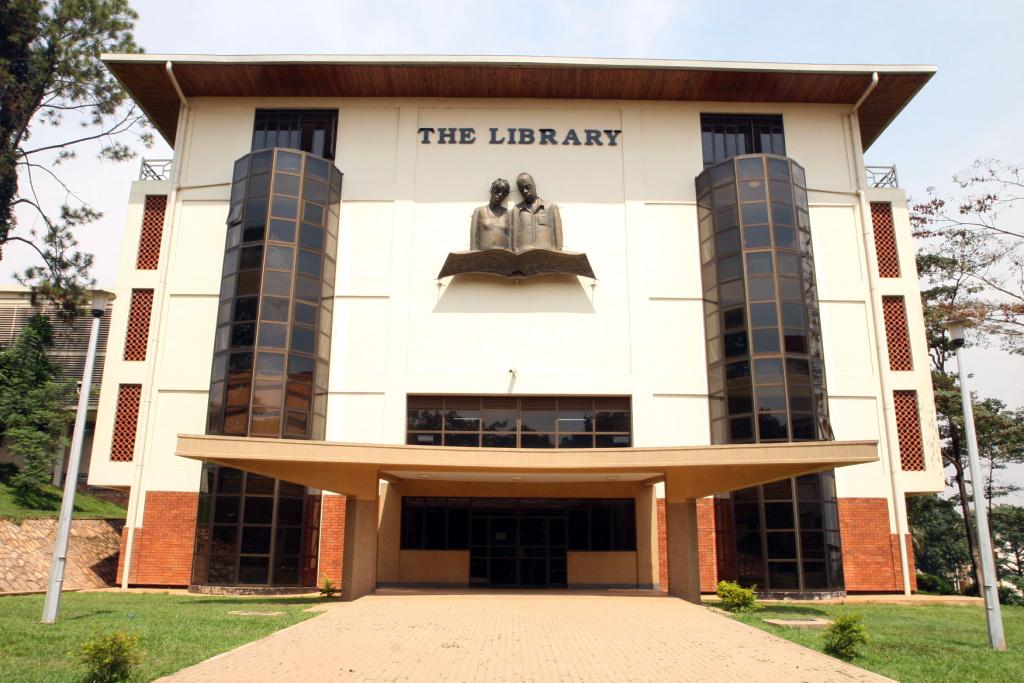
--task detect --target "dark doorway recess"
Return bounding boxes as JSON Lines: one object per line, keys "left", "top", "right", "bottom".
{"left": 401, "top": 496, "right": 636, "bottom": 588}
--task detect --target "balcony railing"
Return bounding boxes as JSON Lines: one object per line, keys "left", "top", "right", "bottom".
{"left": 139, "top": 158, "right": 172, "bottom": 181}
{"left": 866, "top": 165, "right": 898, "bottom": 189}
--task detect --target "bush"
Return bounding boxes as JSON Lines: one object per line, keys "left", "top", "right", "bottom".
{"left": 716, "top": 580, "right": 757, "bottom": 612}
{"left": 999, "top": 584, "right": 1024, "bottom": 606}
{"left": 915, "top": 572, "right": 956, "bottom": 595}
{"left": 73, "top": 631, "right": 143, "bottom": 683}
{"left": 822, "top": 614, "right": 868, "bottom": 661}
{"left": 320, "top": 577, "right": 340, "bottom": 598}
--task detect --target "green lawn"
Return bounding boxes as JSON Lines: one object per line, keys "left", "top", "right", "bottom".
{"left": 0, "top": 477, "right": 126, "bottom": 522}
{"left": 714, "top": 600, "right": 1024, "bottom": 683}
{"left": 0, "top": 591, "right": 322, "bottom": 682}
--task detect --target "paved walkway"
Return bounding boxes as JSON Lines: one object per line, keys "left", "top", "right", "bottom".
{"left": 163, "top": 590, "right": 889, "bottom": 682}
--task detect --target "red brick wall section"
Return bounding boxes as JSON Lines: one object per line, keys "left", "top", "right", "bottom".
{"left": 696, "top": 497, "right": 718, "bottom": 593}
{"left": 316, "top": 494, "right": 346, "bottom": 587}
{"left": 656, "top": 498, "right": 721, "bottom": 593}
{"left": 656, "top": 499, "right": 667, "bottom": 591}
{"left": 116, "top": 491, "right": 198, "bottom": 586}
{"left": 713, "top": 498, "right": 737, "bottom": 585}
{"left": 838, "top": 498, "right": 913, "bottom": 592}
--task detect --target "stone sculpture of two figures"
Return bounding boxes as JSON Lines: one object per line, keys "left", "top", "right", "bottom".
{"left": 438, "top": 172, "right": 595, "bottom": 280}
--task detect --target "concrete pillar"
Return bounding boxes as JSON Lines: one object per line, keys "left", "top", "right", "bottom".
{"left": 665, "top": 472, "right": 701, "bottom": 603}
{"left": 341, "top": 495, "right": 379, "bottom": 601}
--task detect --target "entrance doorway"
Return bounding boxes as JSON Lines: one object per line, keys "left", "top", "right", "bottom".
{"left": 469, "top": 499, "right": 568, "bottom": 588}
{"left": 400, "top": 496, "right": 636, "bottom": 589}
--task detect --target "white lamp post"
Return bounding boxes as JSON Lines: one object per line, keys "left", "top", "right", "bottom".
{"left": 41, "top": 290, "right": 114, "bottom": 624}
{"left": 944, "top": 318, "right": 1006, "bottom": 651}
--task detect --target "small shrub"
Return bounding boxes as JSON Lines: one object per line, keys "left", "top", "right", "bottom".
{"left": 320, "top": 577, "right": 340, "bottom": 598}
{"left": 915, "top": 572, "right": 955, "bottom": 595}
{"left": 74, "top": 631, "right": 143, "bottom": 683}
{"left": 999, "top": 584, "right": 1023, "bottom": 606}
{"left": 822, "top": 614, "right": 868, "bottom": 661}
{"left": 716, "top": 580, "right": 757, "bottom": 612}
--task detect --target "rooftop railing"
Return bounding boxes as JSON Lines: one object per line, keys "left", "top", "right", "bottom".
{"left": 139, "top": 158, "right": 172, "bottom": 181}
{"left": 866, "top": 165, "right": 899, "bottom": 189}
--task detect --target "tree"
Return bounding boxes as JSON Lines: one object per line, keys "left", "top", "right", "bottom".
{"left": 912, "top": 159, "right": 1024, "bottom": 354}
{"left": 906, "top": 494, "right": 970, "bottom": 581}
{"left": 0, "top": 312, "right": 74, "bottom": 498}
{"left": 991, "top": 504, "right": 1024, "bottom": 579}
{"left": 913, "top": 160, "right": 1024, "bottom": 590}
{"left": 1, "top": 0, "right": 149, "bottom": 314}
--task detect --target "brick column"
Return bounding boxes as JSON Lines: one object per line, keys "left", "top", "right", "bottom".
{"left": 838, "top": 497, "right": 912, "bottom": 592}
{"left": 317, "top": 494, "right": 347, "bottom": 587}
{"left": 116, "top": 491, "right": 198, "bottom": 586}
{"left": 696, "top": 497, "right": 718, "bottom": 593}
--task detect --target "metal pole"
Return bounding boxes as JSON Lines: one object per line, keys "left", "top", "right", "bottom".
{"left": 955, "top": 345, "right": 1007, "bottom": 650}
{"left": 41, "top": 305, "right": 103, "bottom": 624}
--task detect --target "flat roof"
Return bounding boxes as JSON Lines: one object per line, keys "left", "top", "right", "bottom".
{"left": 102, "top": 53, "right": 935, "bottom": 150}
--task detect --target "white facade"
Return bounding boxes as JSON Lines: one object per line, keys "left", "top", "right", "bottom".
{"left": 88, "top": 56, "right": 942, "bottom": 593}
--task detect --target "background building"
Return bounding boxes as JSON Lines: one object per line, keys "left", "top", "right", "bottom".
{"left": 89, "top": 55, "right": 942, "bottom": 597}
{"left": 0, "top": 286, "right": 112, "bottom": 486}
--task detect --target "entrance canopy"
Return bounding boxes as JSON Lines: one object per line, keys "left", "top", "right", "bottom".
{"left": 176, "top": 434, "right": 876, "bottom": 499}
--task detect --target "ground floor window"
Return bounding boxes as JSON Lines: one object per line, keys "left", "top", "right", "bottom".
{"left": 192, "top": 465, "right": 320, "bottom": 586}
{"left": 400, "top": 497, "right": 636, "bottom": 588}
{"left": 406, "top": 396, "right": 631, "bottom": 448}
{"left": 731, "top": 471, "right": 844, "bottom": 591}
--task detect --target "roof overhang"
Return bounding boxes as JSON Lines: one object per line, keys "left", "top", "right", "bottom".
{"left": 176, "top": 434, "right": 877, "bottom": 499}
{"left": 103, "top": 53, "right": 934, "bottom": 151}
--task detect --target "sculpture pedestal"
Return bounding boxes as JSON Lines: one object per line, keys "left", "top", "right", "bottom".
{"left": 438, "top": 248, "right": 595, "bottom": 279}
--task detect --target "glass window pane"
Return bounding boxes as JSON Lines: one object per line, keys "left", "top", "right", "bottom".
{"left": 258, "top": 322, "right": 287, "bottom": 348}
{"left": 756, "top": 386, "right": 786, "bottom": 413}
{"left": 482, "top": 433, "right": 516, "bottom": 448}
{"left": 741, "top": 203, "right": 768, "bottom": 225}
{"left": 754, "top": 358, "right": 784, "bottom": 384}
{"left": 774, "top": 226, "right": 796, "bottom": 249}
{"left": 297, "top": 249, "right": 321, "bottom": 277}
{"left": 747, "top": 277, "right": 775, "bottom": 301}
{"left": 262, "top": 271, "right": 292, "bottom": 296}
{"left": 765, "top": 504, "right": 795, "bottom": 530}
{"left": 758, "top": 413, "right": 789, "bottom": 440}
{"left": 751, "top": 329, "right": 780, "bottom": 353}
{"left": 266, "top": 245, "right": 294, "bottom": 271}
{"left": 444, "top": 432, "right": 480, "bottom": 447}
{"left": 746, "top": 252, "right": 773, "bottom": 275}
{"left": 261, "top": 297, "right": 289, "bottom": 322}
{"left": 738, "top": 179, "right": 766, "bottom": 202}
{"left": 743, "top": 225, "right": 771, "bottom": 248}
{"left": 269, "top": 218, "right": 295, "bottom": 242}
{"left": 729, "top": 416, "right": 753, "bottom": 441}
{"left": 749, "top": 303, "right": 778, "bottom": 327}
{"left": 767, "top": 561, "right": 799, "bottom": 589}
{"left": 521, "top": 433, "right": 555, "bottom": 448}
{"left": 300, "top": 223, "right": 324, "bottom": 250}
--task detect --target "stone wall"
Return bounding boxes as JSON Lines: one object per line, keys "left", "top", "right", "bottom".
{"left": 0, "top": 518, "right": 123, "bottom": 593}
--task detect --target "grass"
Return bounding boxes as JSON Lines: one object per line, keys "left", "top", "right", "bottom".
{"left": 0, "top": 468, "right": 126, "bottom": 522}
{"left": 0, "top": 591, "right": 322, "bottom": 682}
{"left": 711, "top": 600, "right": 1024, "bottom": 682}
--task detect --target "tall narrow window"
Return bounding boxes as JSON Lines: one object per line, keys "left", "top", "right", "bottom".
{"left": 252, "top": 110, "right": 338, "bottom": 160}
{"left": 136, "top": 195, "right": 167, "bottom": 270}
{"left": 870, "top": 202, "right": 901, "bottom": 277}
{"left": 123, "top": 289, "right": 154, "bottom": 361}
{"left": 110, "top": 384, "right": 142, "bottom": 462}
{"left": 701, "top": 114, "right": 785, "bottom": 166}
{"left": 893, "top": 391, "right": 925, "bottom": 471}
{"left": 882, "top": 296, "right": 913, "bottom": 371}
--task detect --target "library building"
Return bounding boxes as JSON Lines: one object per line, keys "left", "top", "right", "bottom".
{"left": 89, "top": 54, "right": 941, "bottom": 601}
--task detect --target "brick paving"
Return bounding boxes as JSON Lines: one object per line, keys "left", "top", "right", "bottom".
{"left": 162, "top": 590, "right": 889, "bottom": 682}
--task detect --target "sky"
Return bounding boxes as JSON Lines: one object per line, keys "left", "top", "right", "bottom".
{"left": 5, "top": 0, "right": 1024, "bottom": 499}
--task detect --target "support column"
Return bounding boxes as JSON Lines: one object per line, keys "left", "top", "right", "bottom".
{"left": 340, "top": 484, "right": 380, "bottom": 601}
{"left": 665, "top": 472, "right": 700, "bottom": 603}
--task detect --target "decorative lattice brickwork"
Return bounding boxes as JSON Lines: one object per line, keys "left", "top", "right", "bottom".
{"left": 882, "top": 296, "right": 913, "bottom": 371}
{"left": 111, "top": 384, "right": 142, "bottom": 462}
{"left": 136, "top": 195, "right": 167, "bottom": 270}
{"left": 871, "top": 202, "right": 901, "bottom": 278}
{"left": 123, "top": 289, "right": 154, "bottom": 361}
{"left": 893, "top": 390, "right": 925, "bottom": 471}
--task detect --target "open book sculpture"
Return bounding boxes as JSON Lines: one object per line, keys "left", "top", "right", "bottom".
{"left": 437, "top": 173, "right": 595, "bottom": 280}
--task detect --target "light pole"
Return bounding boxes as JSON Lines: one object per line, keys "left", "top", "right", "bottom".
{"left": 944, "top": 318, "right": 1006, "bottom": 651}
{"left": 41, "top": 290, "right": 114, "bottom": 624}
